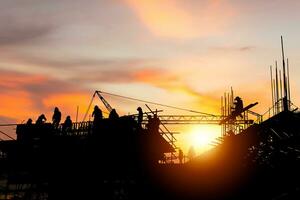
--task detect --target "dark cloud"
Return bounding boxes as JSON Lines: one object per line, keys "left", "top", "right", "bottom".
{"left": 5, "top": 54, "right": 152, "bottom": 69}
{"left": 0, "top": 0, "right": 59, "bottom": 47}
{"left": 211, "top": 45, "right": 256, "bottom": 52}
{"left": 0, "top": 23, "right": 54, "bottom": 46}
{"left": 238, "top": 46, "right": 255, "bottom": 51}
{"left": 0, "top": 0, "right": 127, "bottom": 48}
{"left": 0, "top": 53, "right": 164, "bottom": 84}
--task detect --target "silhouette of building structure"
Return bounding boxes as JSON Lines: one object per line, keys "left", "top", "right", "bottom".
{"left": 0, "top": 37, "right": 299, "bottom": 199}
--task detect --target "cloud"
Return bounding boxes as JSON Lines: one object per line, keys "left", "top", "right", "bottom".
{"left": 0, "top": 1, "right": 59, "bottom": 47}
{"left": 0, "top": 69, "right": 89, "bottom": 121}
{"left": 0, "top": 24, "right": 54, "bottom": 46}
{"left": 211, "top": 45, "right": 256, "bottom": 52}
{"left": 3, "top": 54, "right": 151, "bottom": 70}
{"left": 125, "top": 0, "right": 235, "bottom": 39}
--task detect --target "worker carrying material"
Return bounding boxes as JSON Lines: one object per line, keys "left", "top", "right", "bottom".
{"left": 232, "top": 96, "right": 244, "bottom": 118}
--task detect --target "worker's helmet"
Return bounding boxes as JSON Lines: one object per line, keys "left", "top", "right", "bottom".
{"left": 235, "top": 96, "right": 241, "bottom": 100}
{"left": 137, "top": 107, "right": 142, "bottom": 111}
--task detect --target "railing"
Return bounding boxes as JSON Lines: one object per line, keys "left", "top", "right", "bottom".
{"left": 260, "top": 99, "right": 298, "bottom": 122}
{"left": 55, "top": 121, "right": 93, "bottom": 136}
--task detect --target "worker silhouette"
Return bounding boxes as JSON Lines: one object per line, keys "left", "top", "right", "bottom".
{"left": 26, "top": 118, "right": 33, "bottom": 125}
{"left": 179, "top": 149, "right": 184, "bottom": 164}
{"left": 92, "top": 105, "right": 103, "bottom": 126}
{"left": 62, "top": 116, "right": 72, "bottom": 134}
{"left": 36, "top": 114, "right": 46, "bottom": 125}
{"left": 137, "top": 107, "right": 143, "bottom": 128}
{"left": 109, "top": 109, "right": 119, "bottom": 120}
{"left": 232, "top": 96, "right": 244, "bottom": 118}
{"left": 52, "top": 107, "right": 61, "bottom": 129}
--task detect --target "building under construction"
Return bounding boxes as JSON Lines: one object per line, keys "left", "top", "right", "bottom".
{"left": 0, "top": 37, "right": 300, "bottom": 200}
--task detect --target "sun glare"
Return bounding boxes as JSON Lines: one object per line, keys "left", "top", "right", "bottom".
{"left": 188, "top": 125, "right": 220, "bottom": 155}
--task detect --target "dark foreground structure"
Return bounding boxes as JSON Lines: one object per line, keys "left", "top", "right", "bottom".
{"left": 0, "top": 108, "right": 300, "bottom": 200}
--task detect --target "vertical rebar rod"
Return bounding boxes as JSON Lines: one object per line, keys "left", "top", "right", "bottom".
{"left": 281, "top": 36, "right": 288, "bottom": 111}
{"left": 270, "top": 66, "right": 274, "bottom": 115}
{"left": 76, "top": 106, "right": 79, "bottom": 123}
{"left": 275, "top": 61, "right": 279, "bottom": 113}
{"left": 227, "top": 93, "right": 230, "bottom": 116}
{"left": 221, "top": 96, "right": 223, "bottom": 136}
{"left": 279, "top": 70, "right": 283, "bottom": 106}
{"left": 287, "top": 58, "right": 291, "bottom": 109}
{"left": 273, "top": 79, "right": 277, "bottom": 114}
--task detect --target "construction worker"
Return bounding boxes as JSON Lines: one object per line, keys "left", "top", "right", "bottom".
{"left": 137, "top": 107, "right": 143, "bottom": 128}
{"left": 62, "top": 116, "right": 72, "bottom": 134}
{"left": 36, "top": 114, "right": 47, "bottom": 125}
{"left": 52, "top": 107, "right": 61, "bottom": 129}
{"left": 92, "top": 105, "right": 103, "bottom": 125}
{"left": 109, "top": 109, "right": 119, "bottom": 120}
{"left": 26, "top": 118, "right": 33, "bottom": 125}
{"left": 233, "top": 96, "right": 244, "bottom": 118}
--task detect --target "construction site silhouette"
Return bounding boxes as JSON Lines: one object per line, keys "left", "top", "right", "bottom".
{"left": 0, "top": 37, "right": 300, "bottom": 200}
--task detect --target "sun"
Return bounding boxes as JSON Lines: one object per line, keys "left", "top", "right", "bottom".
{"left": 187, "top": 125, "right": 220, "bottom": 155}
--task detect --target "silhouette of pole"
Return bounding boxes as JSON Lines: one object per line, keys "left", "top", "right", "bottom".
{"left": 281, "top": 36, "right": 288, "bottom": 111}
{"left": 275, "top": 61, "right": 279, "bottom": 113}
{"left": 76, "top": 106, "right": 79, "bottom": 123}
{"left": 287, "top": 58, "right": 291, "bottom": 109}
{"left": 279, "top": 70, "right": 283, "bottom": 102}
{"left": 227, "top": 93, "right": 230, "bottom": 116}
{"left": 270, "top": 66, "right": 274, "bottom": 115}
{"left": 273, "top": 79, "right": 276, "bottom": 114}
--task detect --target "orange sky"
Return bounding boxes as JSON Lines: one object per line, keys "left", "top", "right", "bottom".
{"left": 1, "top": 0, "right": 300, "bottom": 154}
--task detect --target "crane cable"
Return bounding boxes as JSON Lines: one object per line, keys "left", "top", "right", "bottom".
{"left": 0, "top": 130, "right": 15, "bottom": 140}
{"left": 97, "top": 90, "right": 216, "bottom": 116}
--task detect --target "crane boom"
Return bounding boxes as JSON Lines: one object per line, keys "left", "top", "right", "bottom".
{"left": 95, "top": 91, "right": 113, "bottom": 113}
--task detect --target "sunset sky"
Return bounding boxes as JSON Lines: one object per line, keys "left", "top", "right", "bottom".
{"left": 1, "top": 0, "right": 300, "bottom": 154}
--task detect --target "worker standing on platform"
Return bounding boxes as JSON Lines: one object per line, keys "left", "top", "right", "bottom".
{"left": 52, "top": 107, "right": 61, "bottom": 129}
{"left": 109, "top": 109, "right": 119, "bottom": 120}
{"left": 62, "top": 116, "right": 72, "bottom": 134}
{"left": 137, "top": 107, "right": 143, "bottom": 128}
{"left": 233, "top": 96, "right": 244, "bottom": 118}
{"left": 36, "top": 114, "right": 47, "bottom": 125}
{"left": 26, "top": 118, "right": 33, "bottom": 125}
{"left": 92, "top": 105, "right": 103, "bottom": 126}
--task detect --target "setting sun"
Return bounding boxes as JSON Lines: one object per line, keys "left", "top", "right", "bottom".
{"left": 187, "top": 125, "right": 221, "bottom": 155}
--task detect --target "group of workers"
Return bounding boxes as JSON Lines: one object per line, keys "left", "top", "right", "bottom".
{"left": 26, "top": 107, "right": 73, "bottom": 132}
{"left": 24, "top": 104, "right": 192, "bottom": 163}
